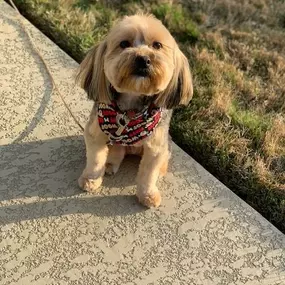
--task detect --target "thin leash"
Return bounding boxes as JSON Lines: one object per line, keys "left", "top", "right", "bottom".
{"left": 9, "top": 0, "right": 84, "bottom": 132}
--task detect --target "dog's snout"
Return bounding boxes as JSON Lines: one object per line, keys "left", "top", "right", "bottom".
{"left": 135, "top": 56, "right": 151, "bottom": 68}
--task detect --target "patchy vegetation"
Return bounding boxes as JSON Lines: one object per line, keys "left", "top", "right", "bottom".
{"left": 10, "top": 0, "right": 285, "bottom": 231}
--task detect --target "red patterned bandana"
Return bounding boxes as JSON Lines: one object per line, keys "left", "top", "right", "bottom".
{"left": 98, "top": 101, "right": 162, "bottom": 146}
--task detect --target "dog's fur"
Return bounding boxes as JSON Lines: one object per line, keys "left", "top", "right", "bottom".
{"left": 77, "top": 14, "right": 193, "bottom": 207}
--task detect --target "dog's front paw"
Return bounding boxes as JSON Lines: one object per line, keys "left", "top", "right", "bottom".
{"left": 136, "top": 187, "right": 161, "bottom": 208}
{"left": 105, "top": 163, "right": 119, "bottom": 176}
{"left": 78, "top": 176, "right": 103, "bottom": 193}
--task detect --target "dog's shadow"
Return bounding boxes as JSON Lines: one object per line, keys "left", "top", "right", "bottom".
{"left": 0, "top": 135, "right": 145, "bottom": 225}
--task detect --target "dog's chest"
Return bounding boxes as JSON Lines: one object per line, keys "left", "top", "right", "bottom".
{"left": 116, "top": 93, "right": 144, "bottom": 112}
{"left": 97, "top": 96, "right": 162, "bottom": 146}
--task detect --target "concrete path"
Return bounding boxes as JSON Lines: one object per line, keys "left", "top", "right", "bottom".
{"left": 1, "top": 2, "right": 285, "bottom": 284}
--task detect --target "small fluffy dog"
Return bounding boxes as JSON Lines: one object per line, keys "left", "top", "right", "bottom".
{"left": 77, "top": 14, "right": 193, "bottom": 208}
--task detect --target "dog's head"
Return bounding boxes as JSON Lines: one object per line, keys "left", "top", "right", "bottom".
{"left": 77, "top": 14, "right": 193, "bottom": 109}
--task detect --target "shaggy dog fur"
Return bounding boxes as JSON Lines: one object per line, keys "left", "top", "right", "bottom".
{"left": 77, "top": 14, "right": 193, "bottom": 207}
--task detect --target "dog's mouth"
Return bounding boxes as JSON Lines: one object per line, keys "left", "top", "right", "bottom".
{"left": 132, "top": 67, "right": 150, "bottom": 77}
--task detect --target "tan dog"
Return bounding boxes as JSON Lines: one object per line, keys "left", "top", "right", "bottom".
{"left": 77, "top": 14, "right": 193, "bottom": 208}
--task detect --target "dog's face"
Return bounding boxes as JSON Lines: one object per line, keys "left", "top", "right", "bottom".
{"left": 104, "top": 15, "right": 175, "bottom": 95}
{"left": 77, "top": 14, "right": 193, "bottom": 109}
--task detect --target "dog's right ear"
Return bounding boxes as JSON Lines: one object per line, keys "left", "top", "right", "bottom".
{"left": 76, "top": 41, "right": 110, "bottom": 103}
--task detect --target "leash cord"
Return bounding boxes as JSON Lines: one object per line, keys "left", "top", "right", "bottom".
{"left": 9, "top": 0, "right": 84, "bottom": 132}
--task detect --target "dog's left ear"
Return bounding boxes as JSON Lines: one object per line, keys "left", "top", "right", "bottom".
{"left": 155, "top": 46, "right": 193, "bottom": 109}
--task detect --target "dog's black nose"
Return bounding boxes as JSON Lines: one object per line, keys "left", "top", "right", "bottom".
{"left": 133, "top": 56, "right": 151, "bottom": 76}
{"left": 135, "top": 56, "right": 151, "bottom": 69}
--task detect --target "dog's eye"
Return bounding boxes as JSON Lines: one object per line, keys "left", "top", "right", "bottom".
{"left": 152, "top": 41, "right": 162, "bottom": 50}
{"left": 120, "top": 40, "right": 131, "bottom": 49}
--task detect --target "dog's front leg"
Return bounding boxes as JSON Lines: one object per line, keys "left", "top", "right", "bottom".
{"left": 78, "top": 115, "right": 108, "bottom": 193}
{"left": 136, "top": 127, "right": 169, "bottom": 208}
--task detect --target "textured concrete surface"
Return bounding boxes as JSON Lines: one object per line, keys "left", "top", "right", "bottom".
{"left": 1, "top": 2, "right": 285, "bottom": 284}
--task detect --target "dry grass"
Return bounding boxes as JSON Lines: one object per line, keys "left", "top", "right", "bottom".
{"left": 10, "top": 0, "right": 285, "bottom": 231}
